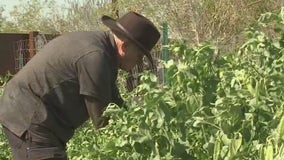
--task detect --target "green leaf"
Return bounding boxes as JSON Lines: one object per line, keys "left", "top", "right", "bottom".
{"left": 229, "top": 133, "right": 242, "bottom": 157}
{"left": 277, "top": 115, "right": 284, "bottom": 142}
{"left": 264, "top": 144, "right": 274, "bottom": 160}
{"left": 213, "top": 136, "right": 221, "bottom": 160}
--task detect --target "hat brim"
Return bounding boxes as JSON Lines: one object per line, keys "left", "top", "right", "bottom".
{"left": 101, "top": 15, "right": 154, "bottom": 67}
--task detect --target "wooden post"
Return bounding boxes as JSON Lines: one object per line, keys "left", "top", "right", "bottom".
{"left": 28, "top": 31, "right": 39, "bottom": 60}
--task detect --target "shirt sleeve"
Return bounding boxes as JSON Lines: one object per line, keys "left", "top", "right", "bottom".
{"left": 76, "top": 52, "right": 112, "bottom": 103}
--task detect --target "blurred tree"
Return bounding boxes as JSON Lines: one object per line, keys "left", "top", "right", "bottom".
{"left": 115, "top": 0, "right": 283, "bottom": 47}
{"left": 0, "top": 0, "right": 66, "bottom": 33}
{"left": 0, "top": 0, "right": 282, "bottom": 49}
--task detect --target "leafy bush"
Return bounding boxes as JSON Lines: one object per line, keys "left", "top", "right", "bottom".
{"left": 0, "top": 129, "right": 11, "bottom": 160}
{"left": 0, "top": 72, "right": 13, "bottom": 160}
{"left": 67, "top": 8, "right": 284, "bottom": 160}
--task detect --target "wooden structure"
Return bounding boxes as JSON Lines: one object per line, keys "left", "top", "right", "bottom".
{"left": 0, "top": 32, "right": 56, "bottom": 76}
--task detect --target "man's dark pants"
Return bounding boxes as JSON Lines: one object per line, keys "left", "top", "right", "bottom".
{"left": 2, "top": 124, "right": 67, "bottom": 160}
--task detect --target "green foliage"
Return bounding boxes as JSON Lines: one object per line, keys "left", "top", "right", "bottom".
{"left": 0, "top": 72, "right": 13, "bottom": 160}
{"left": 0, "top": 0, "right": 67, "bottom": 33}
{"left": 1, "top": 6, "right": 284, "bottom": 160}
{"left": 66, "top": 8, "right": 284, "bottom": 159}
{"left": 0, "top": 72, "right": 12, "bottom": 95}
{"left": 0, "top": 127, "right": 11, "bottom": 160}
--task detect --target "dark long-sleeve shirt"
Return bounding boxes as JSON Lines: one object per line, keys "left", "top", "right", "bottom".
{"left": 0, "top": 31, "right": 122, "bottom": 143}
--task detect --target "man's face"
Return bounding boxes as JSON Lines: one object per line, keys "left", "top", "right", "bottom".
{"left": 119, "top": 42, "right": 144, "bottom": 71}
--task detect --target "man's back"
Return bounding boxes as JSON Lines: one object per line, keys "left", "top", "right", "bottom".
{"left": 0, "top": 31, "right": 118, "bottom": 142}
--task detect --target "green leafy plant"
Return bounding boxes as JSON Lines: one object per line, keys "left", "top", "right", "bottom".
{"left": 2, "top": 7, "right": 284, "bottom": 160}
{"left": 0, "top": 72, "right": 13, "bottom": 160}
{"left": 67, "top": 7, "right": 284, "bottom": 160}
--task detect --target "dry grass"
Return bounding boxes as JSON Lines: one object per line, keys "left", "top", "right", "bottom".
{"left": 63, "top": 0, "right": 283, "bottom": 51}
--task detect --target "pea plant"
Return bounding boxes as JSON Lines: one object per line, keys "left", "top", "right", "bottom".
{"left": 67, "top": 8, "right": 284, "bottom": 160}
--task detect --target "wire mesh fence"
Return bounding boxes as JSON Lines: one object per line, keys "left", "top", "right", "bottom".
{"left": 13, "top": 39, "right": 30, "bottom": 72}
{"left": 13, "top": 34, "right": 57, "bottom": 72}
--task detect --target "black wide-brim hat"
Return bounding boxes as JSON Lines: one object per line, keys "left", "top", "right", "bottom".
{"left": 101, "top": 11, "right": 161, "bottom": 67}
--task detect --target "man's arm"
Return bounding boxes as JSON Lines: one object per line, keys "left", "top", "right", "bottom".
{"left": 112, "top": 85, "right": 125, "bottom": 108}
{"left": 84, "top": 96, "right": 109, "bottom": 129}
